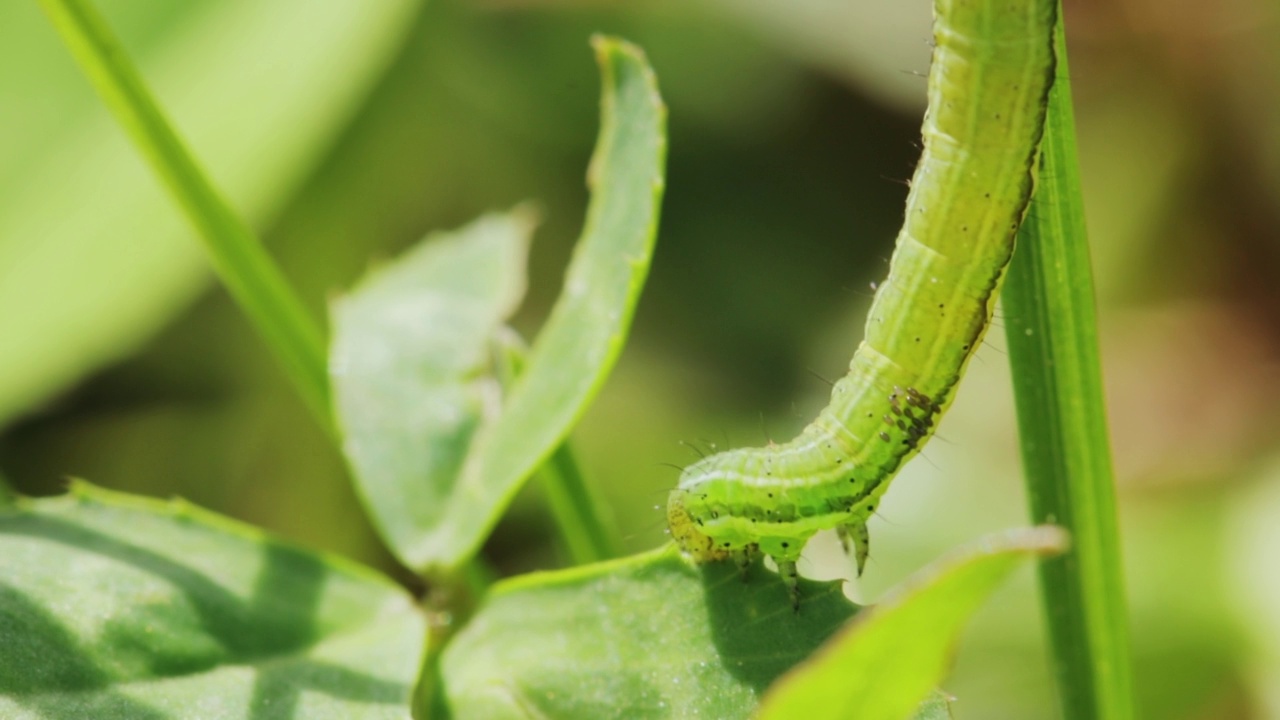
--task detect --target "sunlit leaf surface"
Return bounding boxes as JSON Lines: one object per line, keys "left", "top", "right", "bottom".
{"left": 331, "top": 211, "right": 534, "bottom": 571}
{"left": 0, "top": 483, "right": 425, "bottom": 719}
{"left": 433, "top": 545, "right": 856, "bottom": 719}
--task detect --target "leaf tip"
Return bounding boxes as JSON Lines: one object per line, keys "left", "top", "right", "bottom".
{"left": 589, "top": 33, "right": 639, "bottom": 61}
{"left": 508, "top": 201, "right": 544, "bottom": 237}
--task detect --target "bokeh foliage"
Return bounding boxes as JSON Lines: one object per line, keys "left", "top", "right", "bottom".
{"left": 3, "top": 0, "right": 1279, "bottom": 717}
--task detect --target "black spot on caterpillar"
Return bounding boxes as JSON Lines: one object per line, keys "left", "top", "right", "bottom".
{"left": 667, "top": 0, "right": 1058, "bottom": 611}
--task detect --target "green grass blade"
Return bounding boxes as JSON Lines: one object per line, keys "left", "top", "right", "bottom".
{"left": 39, "top": 0, "right": 333, "bottom": 434}
{"left": 1000, "top": 10, "right": 1137, "bottom": 720}
{"left": 539, "top": 443, "right": 617, "bottom": 564}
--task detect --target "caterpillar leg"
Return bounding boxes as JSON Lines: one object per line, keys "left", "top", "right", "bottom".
{"left": 729, "top": 545, "right": 756, "bottom": 582}
{"left": 837, "top": 521, "right": 871, "bottom": 577}
{"left": 774, "top": 558, "right": 801, "bottom": 612}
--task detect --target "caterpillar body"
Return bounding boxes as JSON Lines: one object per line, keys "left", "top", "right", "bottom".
{"left": 668, "top": 0, "right": 1058, "bottom": 609}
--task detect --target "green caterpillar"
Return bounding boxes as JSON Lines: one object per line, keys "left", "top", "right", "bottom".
{"left": 668, "top": 0, "right": 1058, "bottom": 609}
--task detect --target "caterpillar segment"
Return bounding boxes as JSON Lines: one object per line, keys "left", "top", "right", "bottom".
{"left": 667, "top": 0, "right": 1058, "bottom": 610}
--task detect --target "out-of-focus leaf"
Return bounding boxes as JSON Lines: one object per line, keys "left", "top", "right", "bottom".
{"left": 417, "top": 35, "right": 668, "bottom": 573}
{"left": 0, "top": 0, "right": 418, "bottom": 425}
{"left": 0, "top": 482, "right": 425, "bottom": 719}
{"left": 705, "top": 0, "right": 931, "bottom": 111}
{"left": 1229, "top": 457, "right": 1280, "bottom": 717}
{"left": 912, "top": 692, "right": 954, "bottom": 719}
{"left": 330, "top": 211, "right": 535, "bottom": 571}
{"left": 755, "top": 527, "right": 1068, "bottom": 720}
{"left": 432, "top": 545, "right": 857, "bottom": 719}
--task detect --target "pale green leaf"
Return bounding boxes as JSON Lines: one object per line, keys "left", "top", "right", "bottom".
{"left": 432, "top": 545, "right": 858, "bottom": 719}
{"left": 0, "top": 483, "right": 425, "bottom": 719}
{"left": 330, "top": 211, "right": 535, "bottom": 571}
{"left": 755, "top": 527, "right": 1069, "bottom": 720}
{"left": 417, "top": 35, "right": 668, "bottom": 572}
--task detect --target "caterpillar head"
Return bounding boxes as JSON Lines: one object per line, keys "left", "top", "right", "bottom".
{"left": 666, "top": 488, "right": 728, "bottom": 562}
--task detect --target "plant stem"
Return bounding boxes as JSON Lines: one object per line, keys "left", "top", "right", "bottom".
{"left": 540, "top": 444, "right": 618, "bottom": 564}
{"left": 489, "top": 331, "right": 617, "bottom": 565}
{"left": 1001, "top": 9, "right": 1136, "bottom": 720}
{"left": 40, "top": 0, "right": 333, "bottom": 436}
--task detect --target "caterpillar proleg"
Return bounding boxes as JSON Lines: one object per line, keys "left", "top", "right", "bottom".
{"left": 667, "top": 0, "right": 1058, "bottom": 609}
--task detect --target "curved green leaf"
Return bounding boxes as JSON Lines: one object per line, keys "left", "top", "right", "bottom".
{"left": 0, "top": 0, "right": 418, "bottom": 425}
{"left": 417, "top": 36, "right": 668, "bottom": 573}
{"left": 755, "top": 527, "right": 1069, "bottom": 720}
{"left": 0, "top": 483, "right": 425, "bottom": 719}
{"left": 432, "top": 545, "right": 858, "bottom": 719}
{"left": 330, "top": 210, "right": 535, "bottom": 571}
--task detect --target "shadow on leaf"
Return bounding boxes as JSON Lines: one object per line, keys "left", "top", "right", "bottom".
{"left": 0, "top": 508, "right": 413, "bottom": 719}
{"left": 699, "top": 558, "right": 860, "bottom": 693}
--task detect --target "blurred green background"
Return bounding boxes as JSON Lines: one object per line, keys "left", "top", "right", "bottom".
{"left": 3, "top": 0, "right": 1279, "bottom": 717}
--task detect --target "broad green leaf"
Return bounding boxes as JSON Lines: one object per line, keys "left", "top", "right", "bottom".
{"left": 756, "top": 527, "right": 1069, "bottom": 720}
{"left": 0, "top": 0, "right": 418, "bottom": 425}
{"left": 419, "top": 35, "right": 668, "bottom": 572}
{"left": 0, "top": 482, "right": 425, "bottom": 720}
{"left": 330, "top": 211, "right": 535, "bottom": 571}
{"left": 432, "top": 545, "right": 858, "bottom": 719}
